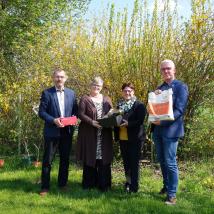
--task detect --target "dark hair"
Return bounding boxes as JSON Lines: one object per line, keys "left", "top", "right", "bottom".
{"left": 121, "top": 83, "right": 135, "bottom": 91}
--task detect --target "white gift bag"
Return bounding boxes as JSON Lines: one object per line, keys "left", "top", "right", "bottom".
{"left": 148, "top": 88, "right": 174, "bottom": 122}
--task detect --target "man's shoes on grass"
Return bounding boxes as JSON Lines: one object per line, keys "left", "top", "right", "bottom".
{"left": 165, "top": 196, "right": 176, "bottom": 205}
{"left": 39, "top": 189, "right": 49, "bottom": 196}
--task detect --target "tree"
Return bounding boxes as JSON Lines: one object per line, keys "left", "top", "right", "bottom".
{"left": 0, "top": 0, "right": 91, "bottom": 156}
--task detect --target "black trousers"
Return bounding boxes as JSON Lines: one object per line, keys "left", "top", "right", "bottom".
{"left": 119, "top": 140, "right": 141, "bottom": 192}
{"left": 82, "top": 160, "right": 111, "bottom": 191}
{"left": 41, "top": 131, "right": 72, "bottom": 190}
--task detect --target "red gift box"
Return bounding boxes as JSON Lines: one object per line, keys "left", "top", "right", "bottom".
{"left": 60, "top": 116, "right": 77, "bottom": 126}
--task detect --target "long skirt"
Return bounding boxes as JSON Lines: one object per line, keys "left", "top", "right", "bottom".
{"left": 82, "top": 159, "right": 111, "bottom": 191}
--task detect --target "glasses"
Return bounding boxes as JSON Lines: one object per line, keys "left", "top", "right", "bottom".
{"left": 55, "top": 75, "right": 66, "bottom": 79}
{"left": 123, "top": 89, "right": 133, "bottom": 93}
{"left": 161, "top": 67, "right": 172, "bottom": 71}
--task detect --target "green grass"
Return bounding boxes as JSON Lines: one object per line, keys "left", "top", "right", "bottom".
{"left": 0, "top": 158, "right": 214, "bottom": 214}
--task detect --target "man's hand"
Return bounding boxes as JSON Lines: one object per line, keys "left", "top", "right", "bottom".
{"left": 154, "top": 89, "right": 162, "bottom": 95}
{"left": 120, "top": 119, "right": 128, "bottom": 127}
{"left": 152, "top": 120, "right": 161, "bottom": 125}
{"left": 54, "top": 118, "right": 64, "bottom": 128}
{"left": 92, "top": 120, "right": 102, "bottom": 128}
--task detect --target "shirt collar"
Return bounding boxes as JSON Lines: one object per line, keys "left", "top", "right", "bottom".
{"left": 55, "top": 86, "right": 65, "bottom": 92}
{"left": 164, "top": 79, "right": 176, "bottom": 86}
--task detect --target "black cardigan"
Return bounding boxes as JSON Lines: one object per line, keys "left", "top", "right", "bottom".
{"left": 114, "top": 100, "right": 147, "bottom": 143}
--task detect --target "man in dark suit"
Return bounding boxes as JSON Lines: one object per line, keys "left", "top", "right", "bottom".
{"left": 38, "top": 68, "right": 78, "bottom": 196}
{"left": 152, "top": 60, "right": 188, "bottom": 205}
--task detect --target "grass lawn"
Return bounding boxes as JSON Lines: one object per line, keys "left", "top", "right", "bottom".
{"left": 0, "top": 158, "right": 213, "bottom": 214}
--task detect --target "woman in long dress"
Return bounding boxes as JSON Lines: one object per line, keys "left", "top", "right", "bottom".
{"left": 76, "top": 77, "right": 113, "bottom": 191}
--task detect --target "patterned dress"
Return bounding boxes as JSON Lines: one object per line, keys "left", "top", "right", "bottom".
{"left": 92, "top": 100, "right": 103, "bottom": 160}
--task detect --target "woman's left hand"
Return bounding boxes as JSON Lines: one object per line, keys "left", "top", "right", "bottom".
{"left": 92, "top": 120, "right": 102, "bottom": 128}
{"left": 120, "top": 119, "right": 128, "bottom": 127}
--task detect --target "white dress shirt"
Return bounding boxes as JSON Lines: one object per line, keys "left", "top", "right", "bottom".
{"left": 56, "top": 87, "right": 65, "bottom": 117}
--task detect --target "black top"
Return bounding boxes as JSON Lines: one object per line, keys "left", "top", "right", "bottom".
{"left": 114, "top": 100, "right": 147, "bottom": 143}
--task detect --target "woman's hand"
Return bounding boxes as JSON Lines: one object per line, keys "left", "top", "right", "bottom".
{"left": 120, "top": 119, "right": 128, "bottom": 127}
{"left": 107, "top": 108, "right": 121, "bottom": 116}
{"left": 154, "top": 89, "right": 162, "bottom": 95}
{"left": 92, "top": 120, "right": 102, "bottom": 128}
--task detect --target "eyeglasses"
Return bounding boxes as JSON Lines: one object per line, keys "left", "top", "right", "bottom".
{"left": 161, "top": 67, "right": 172, "bottom": 71}
{"left": 123, "top": 89, "right": 133, "bottom": 93}
{"left": 55, "top": 75, "right": 66, "bottom": 79}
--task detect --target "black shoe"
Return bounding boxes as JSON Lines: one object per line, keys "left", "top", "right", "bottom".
{"left": 159, "top": 187, "right": 167, "bottom": 195}
{"left": 99, "top": 186, "right": 110, "bottom": 192}
{"left": 129, "top": 185, "right": 138, "bottom": 193}
{"left": 126, "top": 188, "right": 138, "bottom": 194}
{"left": 124, "top": 182, "right": 130, "bottom": 192}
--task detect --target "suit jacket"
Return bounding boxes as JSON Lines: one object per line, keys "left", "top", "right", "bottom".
{"left": 39, "top": 86, "right": 78, "bottom": 137}
{"left": 114, "top": 100, "right": 146, "bottom": 144}
{"left": 153, "top": 79, "right": 188, "bottom": 138}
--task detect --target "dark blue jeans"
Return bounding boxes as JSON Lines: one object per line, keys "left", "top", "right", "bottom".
{"left": 153, "top": 133, "right": 179, "bottom": 198}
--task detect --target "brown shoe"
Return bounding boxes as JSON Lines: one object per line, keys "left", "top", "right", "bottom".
{"left": 165, "top": 196, "right": 176, "bottom": 205}
{"left": 39, "top": 189, "right": 49, "bottom": 196}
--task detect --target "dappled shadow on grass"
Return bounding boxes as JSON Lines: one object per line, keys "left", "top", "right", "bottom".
{"left": 0, "top": 178, "right": 36, "bottom": 193}
{"left": 1, "top": 161, "right": 214, "bottom": 214}
{"left": 0, "top": 178, "right": 213, "bottom": 214}
{"left": 46, "top": 180, "right": 143, "bottom": 200}
{"left": 0, "top": 174, "right": 160, "bottom": 200}
{"left": 45, "top": 180, "right": 214, "bottom": 213}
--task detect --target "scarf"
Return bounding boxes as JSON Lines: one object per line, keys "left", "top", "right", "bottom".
{"left": 117, "top": 96, "right": 136, "bottom": 114}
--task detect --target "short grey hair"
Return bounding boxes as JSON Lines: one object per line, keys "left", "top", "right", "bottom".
{"left": 160, "top": 59, "right": 176, "bottom": 69}
{"left": 91, "top": 76, "right": 104, "bottom": 86}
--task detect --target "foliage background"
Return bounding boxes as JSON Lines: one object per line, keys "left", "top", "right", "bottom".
{"left": 0, "top": 0, "right": 213, "bottom": 159}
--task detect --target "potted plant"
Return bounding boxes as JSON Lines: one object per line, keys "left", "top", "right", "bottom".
{"left": 0, "top": 158, "right": 5, "bottom": 168}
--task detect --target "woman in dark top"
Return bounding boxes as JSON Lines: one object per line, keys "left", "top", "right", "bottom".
{"left": 76, "top": 77, "right": 113, "bottom": 191}
{"left": 114, "top": 83, "right": 146, "bottom": 193}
